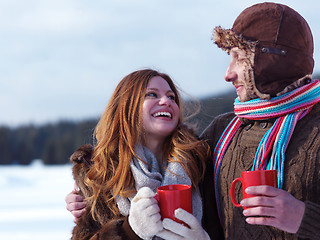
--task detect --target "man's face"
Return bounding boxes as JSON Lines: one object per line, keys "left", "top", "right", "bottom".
{"left": 224, "top": 47, "right": 251, "bottom": 102}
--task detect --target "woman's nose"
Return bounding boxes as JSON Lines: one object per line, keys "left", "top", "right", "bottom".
{"left": 159, "top": 96, "right": 171, "bottom": 106}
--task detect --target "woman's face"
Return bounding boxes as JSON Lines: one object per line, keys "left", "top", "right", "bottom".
{"left": 142, "top": 76, "right": 180, "bottom": 141}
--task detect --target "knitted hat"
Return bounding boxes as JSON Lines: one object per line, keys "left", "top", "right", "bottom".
{"left": 213, "top": 2, "right": 314, "bottom": 98}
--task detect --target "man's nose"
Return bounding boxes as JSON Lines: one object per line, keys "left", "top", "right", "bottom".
{"left": 224, "top": 65, "right": 237, "bottom": 82}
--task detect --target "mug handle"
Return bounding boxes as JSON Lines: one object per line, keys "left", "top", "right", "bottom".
{"left": 154, "top": 193, "right": 159, "bottom": 202}
{"left": 230, "top": 178, "right": 242, "bottom": 207}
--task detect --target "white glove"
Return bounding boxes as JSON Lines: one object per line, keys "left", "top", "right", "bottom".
{"left": 156, "top": 208, "right": 210, "bottom": 240}
{"left": 128, "top": 187, "right": 163, "bottom": 240}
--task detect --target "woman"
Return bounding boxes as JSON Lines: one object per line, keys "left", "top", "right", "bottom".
{"left": 66, "top": 69, "right": 210, "bottom": 240}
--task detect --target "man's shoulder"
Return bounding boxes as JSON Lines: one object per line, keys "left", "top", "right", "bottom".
{"left": 215, "top": 111, "right": 236, "bottom": 121}
{"left": 208, "top": 112, "right": 236, "bottom": 128}
{"left": 303, "top": 102, "right": 320, "bottom": 122}
{"left": 310, "top": 102, "right": 320, "bottom": 115}
{"left": 200, "top": 111, "right": 235, "bottom": 139}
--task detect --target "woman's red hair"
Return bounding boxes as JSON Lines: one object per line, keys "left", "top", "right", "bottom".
{"left": 85, "top": 69, "right": 208, "bottom": 219}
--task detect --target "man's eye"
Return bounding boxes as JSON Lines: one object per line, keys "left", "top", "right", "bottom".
{"left": 237, "top": 58, "right": 247, "bottom": 65}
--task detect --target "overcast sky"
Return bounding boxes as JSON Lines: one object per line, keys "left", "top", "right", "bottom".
{"left": 1, "top": 0, "right": 320, "bottom": 127}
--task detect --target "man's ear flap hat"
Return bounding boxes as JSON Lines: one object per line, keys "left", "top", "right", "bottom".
{"left": 213, "top": 2, "right": 314, "bottom": 98}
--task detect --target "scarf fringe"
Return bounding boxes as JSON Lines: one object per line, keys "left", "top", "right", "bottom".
{"left": 213, "top": 79, "right": 320, "bottom": 225}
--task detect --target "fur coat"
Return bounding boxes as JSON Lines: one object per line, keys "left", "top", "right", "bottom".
{"left": 70, "top": 144, "right": 141, "bottom": 240}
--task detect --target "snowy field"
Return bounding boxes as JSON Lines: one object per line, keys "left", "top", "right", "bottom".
{"left": 0, "top": 162, "right": 76, "bottom": 240}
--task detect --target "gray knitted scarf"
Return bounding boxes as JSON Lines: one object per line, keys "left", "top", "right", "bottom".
{"left": 116, "top": 144, "right": 203, "bottom": 223}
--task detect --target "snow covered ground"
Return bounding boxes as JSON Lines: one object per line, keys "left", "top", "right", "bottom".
{"left": 0, "top": 161, "right": 76, "bottom": 240}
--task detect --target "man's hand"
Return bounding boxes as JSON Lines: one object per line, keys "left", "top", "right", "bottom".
{"left": 65, "top": 183, "right": 86, "bottom": 223}
{"left": 241, "top": 185, "right": 305, "bottom": 233}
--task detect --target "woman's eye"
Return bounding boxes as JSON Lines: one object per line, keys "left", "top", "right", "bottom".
{"left": 145, "top": 92, "right": 157, "bottom": 98}
{"left": 168, "top": 95, "right": 175, "bottom": 101}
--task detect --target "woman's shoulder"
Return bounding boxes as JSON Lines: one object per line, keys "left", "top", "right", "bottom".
{"left": 70, "top": 144, "right": 94, "bottom": 166}
{"left": 70, "top": 144, "right": 94, "bottom": 200}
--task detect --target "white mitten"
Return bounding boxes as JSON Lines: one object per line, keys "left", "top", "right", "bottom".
{"left": 128, "top": 187, "right": 163, "bottom": 240}
{"left": 156, "top": 208, "right": 210, "bottom": 240}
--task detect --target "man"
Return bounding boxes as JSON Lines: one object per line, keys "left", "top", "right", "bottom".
{"left": 66, "top": 2, "right": 320, "bottom": 240}
{"left": 200, "top": 2, "right": 320, "bottom": 239}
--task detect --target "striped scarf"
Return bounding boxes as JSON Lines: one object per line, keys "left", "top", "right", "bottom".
{"left": 213, "top": 79, "right": 320, "bottom": 223}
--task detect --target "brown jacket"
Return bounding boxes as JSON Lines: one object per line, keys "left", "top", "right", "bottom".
{"left": 70, "top": 145, "right": 141, "bottom": 240}
{"left": 200, "top": 102, "right": 320, "bottom": 240}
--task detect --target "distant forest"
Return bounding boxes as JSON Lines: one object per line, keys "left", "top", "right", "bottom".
{"left": 0, "top": 91, "right": 236, "bottom": 165}
{"left": 2, "top": 73, "right": 320, "bottom": 165}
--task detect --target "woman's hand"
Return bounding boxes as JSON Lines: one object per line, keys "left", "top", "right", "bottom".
{"left": 156, "top": 208, "right": 210, "bottom": 240}
{"left": 241, "top": 185, "right": 305, "bottom": 233}
{"left": 128, "top": 187, "right": 163, "bottom": 240}
{"left": 65, "top": 183, "right": 86, "bottom": 223}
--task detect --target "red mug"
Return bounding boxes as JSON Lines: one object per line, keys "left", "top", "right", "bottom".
{"left": 155, "top": 184, "right": 192, "bottom": 224}
{"left": 230, "top": 170, "right": 278, "bottom": 208}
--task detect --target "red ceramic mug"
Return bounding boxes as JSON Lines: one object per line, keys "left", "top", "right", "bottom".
{"left": 155, "top": 184, "right": 192, "bottom": 224}
{"left": 230, "top": 170, "right": 278, "bottom": 208}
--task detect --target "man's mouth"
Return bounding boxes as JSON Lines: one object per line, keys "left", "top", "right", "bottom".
{"left": 152, "top": 112, "right": 172, "bottom": 119}
{"left": 235, "top": 85, "right": 243, "bottom": 92}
